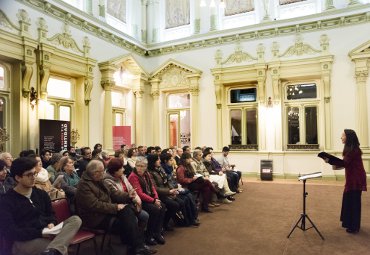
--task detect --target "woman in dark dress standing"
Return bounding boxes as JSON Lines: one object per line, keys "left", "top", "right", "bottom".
{"left": 323, "top": 129, "right": 367, "bottom": 233}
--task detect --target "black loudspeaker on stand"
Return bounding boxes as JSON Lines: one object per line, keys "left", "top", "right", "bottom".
{"left": 287, "top": 173, "right": 325, "bottom": 240}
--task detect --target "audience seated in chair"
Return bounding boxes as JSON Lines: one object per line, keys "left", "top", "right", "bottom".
{"left": 176, "top": 153, "right": 217, "bottom": 213}
{"left": 103, "top": 158, "right": 149, "bottom": 234}
{"left": 75, "top": 160, "right": 155, "bottom": 255}
{"left": 0, "top": 157, "right": 81, "bottom": 255}
{"left": 0, "top": 159, "right": 15, "bottom": 197}
{"left": 128, "top": 157, "right": 166, "bottom": 246}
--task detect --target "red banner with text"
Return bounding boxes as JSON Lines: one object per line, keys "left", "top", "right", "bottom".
{"left": 112, "top": 126, "right": 131, "bottom": 151}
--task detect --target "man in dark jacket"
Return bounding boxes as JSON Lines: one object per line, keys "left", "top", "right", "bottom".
{"left": 0, "top": 157, "right": 81, "bottom": 255}
{"left": 75, "top": 160, "right": 156, "bottom": 255}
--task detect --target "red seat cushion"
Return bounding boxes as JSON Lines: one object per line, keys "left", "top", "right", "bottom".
{"left": 70, "top": 230, "right": 95, "bottom": 244}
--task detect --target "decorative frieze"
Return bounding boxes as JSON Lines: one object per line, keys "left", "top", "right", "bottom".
{"left": 13, "top": 0, "right": 370, "bottom": 57}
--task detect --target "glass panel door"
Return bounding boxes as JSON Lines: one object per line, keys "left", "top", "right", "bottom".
{"left": 169, "top": 113, "right": 179, "bottom": 147}
{"left": 180, "top": 110, "right": 190, "bottom": 147}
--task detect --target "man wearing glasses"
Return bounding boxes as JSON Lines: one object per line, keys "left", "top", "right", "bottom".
{"left": 0, "top": 157, "right": 82, "bottom": 255}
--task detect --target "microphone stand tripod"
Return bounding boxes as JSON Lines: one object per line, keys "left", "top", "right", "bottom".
{"left": 287, "top": 179, "right": 325, "bottom": 240}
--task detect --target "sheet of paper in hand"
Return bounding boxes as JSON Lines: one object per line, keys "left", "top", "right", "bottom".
{"left": 42, "top": 222, "right": 64, "bottom": 235}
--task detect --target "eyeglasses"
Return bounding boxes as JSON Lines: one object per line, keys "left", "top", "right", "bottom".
{"left": 22, "top": 171, "right": 38, "bottom": 178}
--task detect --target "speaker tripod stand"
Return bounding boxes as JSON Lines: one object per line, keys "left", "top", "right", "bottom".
{"left": 287, "top": 178, "right": 325, "bottom": 240}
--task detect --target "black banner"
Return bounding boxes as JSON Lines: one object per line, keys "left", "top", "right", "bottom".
{"left": 39, "top": 119, "right": 70, "bottom": 153}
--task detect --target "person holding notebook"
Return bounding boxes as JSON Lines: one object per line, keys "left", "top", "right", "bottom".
{"left": 321, "top": 129, "right": 367, "bottom": 234}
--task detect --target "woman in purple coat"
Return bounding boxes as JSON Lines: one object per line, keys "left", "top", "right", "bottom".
{"left": 323, "top": 129, "right": 367, "bottom": 233}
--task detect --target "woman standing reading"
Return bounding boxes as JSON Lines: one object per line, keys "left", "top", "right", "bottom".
{"left": 322, "top": 129, "right": 367, "bottom": 233}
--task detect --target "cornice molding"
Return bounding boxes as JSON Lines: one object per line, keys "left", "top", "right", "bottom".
{"left": 8, "top": 0, "right": 370, "bottom": 57}
{"left": 17, "top": 0, "right": 146, "bottom": 55}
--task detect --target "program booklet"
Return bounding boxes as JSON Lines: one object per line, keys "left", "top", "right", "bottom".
{"left": 42, "top": 222, "right": 63, "bottom": 235}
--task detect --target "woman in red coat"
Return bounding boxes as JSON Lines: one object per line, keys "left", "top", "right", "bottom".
{"left": 323, "top": 129, "right": 367, "bottom": 233}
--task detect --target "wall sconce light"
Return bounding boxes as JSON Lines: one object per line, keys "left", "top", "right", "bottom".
{"left": 30, "top": 87, "right": 38, "bottom": 110}
{"left": 267, "top": 96, "right": 273, "bottom": 108}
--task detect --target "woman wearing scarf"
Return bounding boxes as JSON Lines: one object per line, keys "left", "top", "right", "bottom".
{"left": 128, "top": 156, "right": 166, "bottom": 246}
{"left": 103, "top": 158, "right": 149, "bottom": 232}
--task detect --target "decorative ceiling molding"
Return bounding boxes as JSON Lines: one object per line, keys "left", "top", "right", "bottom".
{"left": 8, "top": 0, "right": 370, "bottom": 57}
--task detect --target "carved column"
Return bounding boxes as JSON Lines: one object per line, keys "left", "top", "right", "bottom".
{"left": 214, "top": 77, "right": 223, "bottom": 149}
{"left": 133, "top": 89, "right": 144, "bottom": 145}
{"left": 150, "top": 78, "right": 160, "bottom": 146}
{"left": 355, "top": 66, "right": 369, "bottom": 148}
{"left": 321, "top": 62, "right": 332, "bottom": 149}
{"left": 270, "top": 65, "right": 282, "bottom": 150}
{"left": 133, "top": 75, "right": 146, "bottom": 146}
{"left": 188, "top": 75, "right": 200, "bottom": 147}
{"left": 257, "top": 70, "right": 267, "bottom": 151}
{"left": 101, "top": 81, "right": 114, "bottom": 151}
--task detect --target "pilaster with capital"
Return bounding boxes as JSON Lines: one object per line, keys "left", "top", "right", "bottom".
{"left": 321, "top": 61, "right": 332, "bottom": 149}
{"left": 257, "top": 69, "right": 266, "bottom": 103}
{"left": 271, "top": 67, "right": 281, "bottom": 102}
{"left": 355, "top": 67, "right": 369, "bottom": 148}
{"left": 188, "top": 75, "right": 200, "bottom": 147}
{"left": 133, "top": 76, "right": 146, "bottom": 145}
{"left": 150, "top": 78, "right": 160, "bottom": 145}
{"left": 214, "top": 79, "right": 223, "bottom": 149}
{"left": 101, "top": 80, "right": 115, "bottom": 151}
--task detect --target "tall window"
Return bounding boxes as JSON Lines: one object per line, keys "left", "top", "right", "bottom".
{"left": 285, "top": 83, "right": 319, "bottom": 149}
{"left": 61, "top": 0, "right": 84, "bottom": 10}
{"left": 0, "top": 66, "right": 4, "bottom": 90}
{"left": 167, "top": 93, "right": 190, "bottom": 148}
{"left": 0, "top": 65, "right": 8, "bottom": 129}
{"left": 46, "top": 76, "right": 74, "bottom": 121}
{"left": 274, "top": 0, "right": 320, "bottom": 20}
{"left": 220, "top": 0, "right": 256, "bottom": 30}
{"left": 112, "top": 91, "right": 126, "bottom": 126}
{"left": 229, "top": 88, "right": 258, "bottom": 149}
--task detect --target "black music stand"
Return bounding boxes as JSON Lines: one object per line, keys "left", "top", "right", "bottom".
{"left": 287, "top": 172, "right": 325, "bottom": 240}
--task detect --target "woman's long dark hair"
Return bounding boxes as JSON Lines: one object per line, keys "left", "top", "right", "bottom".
{"left": 343, "top": 129, "right": 362, "bottom": 155}
{"left": 147, "top": 154, "right": 160, "bottom": 172}
{"left": 179, "top": 152, "right": 194, "bottom": 177}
